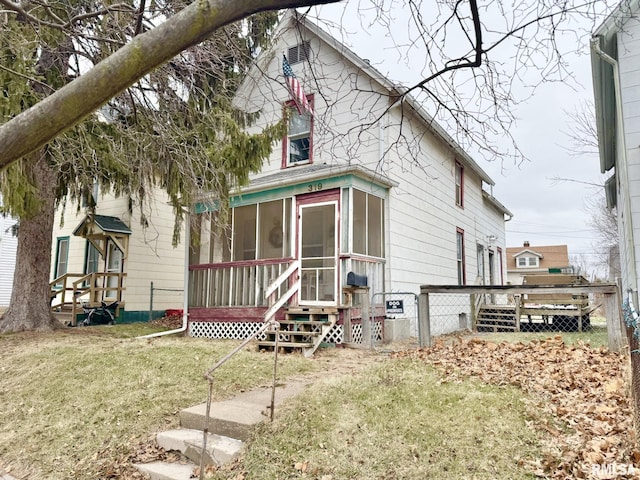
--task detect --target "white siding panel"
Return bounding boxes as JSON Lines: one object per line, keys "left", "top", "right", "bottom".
{"left": 0, "top": 214, "right": 18, "bottom": 306}
{"left": 619, "top": 14, "right": 640, "bottom": 294}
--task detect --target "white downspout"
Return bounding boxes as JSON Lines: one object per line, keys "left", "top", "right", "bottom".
{"left": 138, "top": 213, "right": 190, "bottom": 339}
{"left": 592, "top": 38, "right": 637, "bottom": 292}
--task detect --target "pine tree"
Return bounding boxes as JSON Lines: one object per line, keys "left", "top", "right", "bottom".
{"left": 0, "top": 6, "right": 282, "bottom": 332}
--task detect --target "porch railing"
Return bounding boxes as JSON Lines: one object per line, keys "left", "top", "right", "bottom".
{"left": 50, "top": 272, "right": 127, "bottom": 324}
{"left": 340, "top": 255, "right": 385, "bottom": 300}
{"left": 189, "top": 258, "right": 295, "bottom": 308}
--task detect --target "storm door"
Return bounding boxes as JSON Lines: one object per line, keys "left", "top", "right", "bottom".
{"left": 105, "top": 241, "right": 123, "bottom": 300}
{"left": 298, "top": 201, "right": 338, "bottom": 305}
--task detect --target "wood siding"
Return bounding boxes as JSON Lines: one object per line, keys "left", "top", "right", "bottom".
{"left": 618, "top": 13, "right": 640, "bottom": 293}
{"left": 0, "top": 211, "right": 18, "bottom": 306}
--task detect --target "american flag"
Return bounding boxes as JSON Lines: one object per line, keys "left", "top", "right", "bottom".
{"left": 283, "top": 55, "right": 313, "bottom": 115}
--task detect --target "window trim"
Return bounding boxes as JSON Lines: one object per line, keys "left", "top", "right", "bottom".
{"left": 476, "top": 243, "right": 485, "bottom": 284}
{"left": 282, "top": 95, "right": 314, "bottom": 168}
{"left": 516, "top": 255, "right": 539, "bottom": 268}
{"left": 456, "top": 228, "right": 466, "bottom": 285}
{"left": 497, "top": 247, "right": 504, "bottom": 284}
{"left": 455, "top": 161, "right": 464, "bottom": 207}
{"left": 54, "top": 236, "right": 70, "bottom": 279}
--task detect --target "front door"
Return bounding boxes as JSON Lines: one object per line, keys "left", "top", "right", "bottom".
{"left": 298, "top": 198, "right": 338, "bottom": 305}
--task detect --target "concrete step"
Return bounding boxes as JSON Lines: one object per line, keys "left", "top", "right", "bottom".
{"left": 180, "top": 381, "right": 310, "bottom": 441}
{"left": 157, "top": 428, "right": 243, "bottom": 466}
{"left": 134, "top": 460, "right": 197, "bottom": 480}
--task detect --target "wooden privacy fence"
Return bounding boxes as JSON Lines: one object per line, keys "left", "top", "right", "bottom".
{"left": 418, "top": 283, "right": 624, "bottom": 352}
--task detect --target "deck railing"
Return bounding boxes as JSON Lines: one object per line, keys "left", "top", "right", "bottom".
{"left": 50, "top": 272, "right": 126, "bottom": 325}
{"left": 189, "top": 258, "right": 295, "bottom": 308}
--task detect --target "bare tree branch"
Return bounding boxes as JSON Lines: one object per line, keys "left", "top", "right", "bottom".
{"left": 0, "top": 0, "right": 341, "bottom": 168}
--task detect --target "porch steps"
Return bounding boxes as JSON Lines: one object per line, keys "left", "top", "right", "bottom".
{"left": 257, "top": 307, "right": 338, "bottom": 357}
{"left": 476, "top": 305, "right": 518, "bottom": 332}
{"left": 134, "top": 378, "right": 310, "bottom": 479}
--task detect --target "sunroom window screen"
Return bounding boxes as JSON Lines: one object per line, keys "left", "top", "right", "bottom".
{"left": 353, "top": 189, "right": 384, "bottom": 257}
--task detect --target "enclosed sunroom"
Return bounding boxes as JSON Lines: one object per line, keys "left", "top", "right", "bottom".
{"left": 187, "top": 164, "right": 394, "bottom": 344}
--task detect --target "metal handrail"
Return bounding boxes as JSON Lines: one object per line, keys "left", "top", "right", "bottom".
{"left": 197, "top": 259, "right": 300, "bottom": 480}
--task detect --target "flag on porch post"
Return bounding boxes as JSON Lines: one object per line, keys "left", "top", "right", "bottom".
{"left": 283, "top": 54, "right": 313, "bottom": 115}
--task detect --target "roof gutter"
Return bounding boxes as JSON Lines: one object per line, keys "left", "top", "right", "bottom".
{"left": 137, "top": 212, "right": 190, "bottom": 339}
{"left": 591, "top": 36, "right": 637, "bottom": 291}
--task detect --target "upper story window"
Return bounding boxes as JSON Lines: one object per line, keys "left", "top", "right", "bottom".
{"left": 517, "top": 256, "right": 539, "bottom": 268}
{"left": 455, "top": 161, "right": 464, "bottom": 207}
{"left": 283, "top": 98, "right": 313, "bottom": 167}
{"left": 288, "top": 41, "right": 310, "bottom": 65}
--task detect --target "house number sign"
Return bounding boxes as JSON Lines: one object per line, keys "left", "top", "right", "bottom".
{"left": 307, "top": 182, "right": 323, "bottom": 192}
{"left": 385, "top": 299, "right": 404, "bottom": 314}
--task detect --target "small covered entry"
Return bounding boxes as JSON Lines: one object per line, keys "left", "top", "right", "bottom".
{"left": 50, "top": 214, "right": 130, "bottom": 325}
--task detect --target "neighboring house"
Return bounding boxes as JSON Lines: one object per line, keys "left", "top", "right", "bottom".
{"left": 50, "top": 191, "right": 186, "bottom": 323}
{"left": 0, "top": 196, "right": 18, "bottom": 308}
{"left": 186, "top": 11, "right": 512, "bottom": 343}
{"left": 505, "top": 242, "right": 571, "bottom": 285}
{"left": 591, "top": 0, "right": 640, "bottom": 299}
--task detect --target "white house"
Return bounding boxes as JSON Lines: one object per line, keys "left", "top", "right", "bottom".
{"left": 186, "top": 11, "right": 512, "bottom": 345}
{"left": 591, "top": 0, "right": 640, "bottom": 299}
{"left": 48, "top": 11, "right": 511, "bottom": 344}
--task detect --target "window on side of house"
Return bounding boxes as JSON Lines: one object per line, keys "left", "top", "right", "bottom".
{"left": 455, "top": 161, "right": 464, "bottom": 207}
{"left": 497, "top": 247, "right": 504, "bottom": 284}
{"left": 284, "top": 101, "right": 313, "bottom": 167}
{"left": 517, "top": 256, "right": 539, "bottom": 268}
{"left": 84, "top": 242, "right": 100, "bottom": 275}
{"left": 54, "top": 237, "right": 70, "bottom": 279}
{"left": 477, "top": 243, "right": 485, "bottom": 284}
{"left": 456, "top": 228, "right": 465, "bottom": 285}
{"left": 352, "top": 189, "right": 385, "bottom": 258}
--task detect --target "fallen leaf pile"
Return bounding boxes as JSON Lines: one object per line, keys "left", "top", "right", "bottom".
{"left": 393, "top": 336, "right": 640, "bottom": 479}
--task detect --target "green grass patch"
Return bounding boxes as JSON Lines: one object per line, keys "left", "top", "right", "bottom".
{"left": 218, "top": 358, "right": 540, "bottom": 480}
{"left": 0, "top": 329, "right": 315, "bottom": 479}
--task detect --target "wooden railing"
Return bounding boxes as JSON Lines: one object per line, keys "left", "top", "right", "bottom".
{"left": 189, "top": 258, "right": 294, "bottom": 308}
{"left": 340, "top": 255, "right": 385, "bottom": 298}
{"left": 264, "top": 260, "right": 300, "bottom": 323}
{"left": 50, "top": 272, "right": 126, "bottom": 324}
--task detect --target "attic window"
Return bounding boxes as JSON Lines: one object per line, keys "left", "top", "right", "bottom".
{"left": 288, "top": 41, "right": 310, "bottom": 65}
{"left": 517, "top": 256, "right": 539, "bottom": 268}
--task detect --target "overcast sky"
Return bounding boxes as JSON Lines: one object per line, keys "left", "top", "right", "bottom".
{"left": 308, "top": 2, "right": 609, "bottom": 274}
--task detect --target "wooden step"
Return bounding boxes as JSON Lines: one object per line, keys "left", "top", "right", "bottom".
{"left": 276, "top": 320, "right": 330, "bottom": 327}
{"left": 286, "top": 306, "right": 338, "bottom": 314}
{"left": 257, "top": 341, "right": 314, "bottom": 348}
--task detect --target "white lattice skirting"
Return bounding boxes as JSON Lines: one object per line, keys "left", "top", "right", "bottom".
{"left": 188, "top": 321, "right": 383, "bottom": 345}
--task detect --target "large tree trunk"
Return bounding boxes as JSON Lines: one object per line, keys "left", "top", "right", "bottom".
{"left": 0, "top": 151, "right": 62, "bottom": 333}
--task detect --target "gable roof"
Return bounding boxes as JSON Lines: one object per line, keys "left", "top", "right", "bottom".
{"left": 239, "top": 10, "right": 496, "bottom": 187}
{"left": 73, "top": 214, "right": 132, "bottom": 236}
{"left": 511, "top": 249, "right": 543, "bottom": 259}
